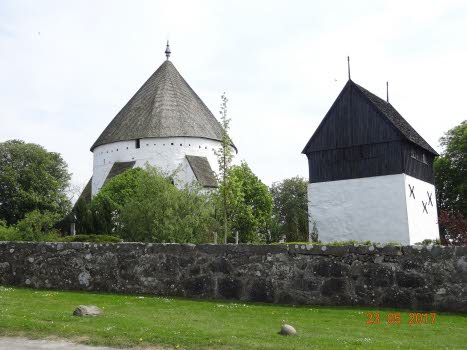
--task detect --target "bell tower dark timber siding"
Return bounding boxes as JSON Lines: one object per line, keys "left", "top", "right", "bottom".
{"left": 302, "top": 80, "right": 437, "bottom": 184}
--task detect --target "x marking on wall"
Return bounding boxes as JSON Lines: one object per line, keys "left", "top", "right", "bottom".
{"left": 422, "top": 201, "right": 428, "bottom": 214}
{"left": 427, "top": 192, "right": 433, "bottom": 206}
{"left": 409, "top": 184, "right": 415, "bottom": 199}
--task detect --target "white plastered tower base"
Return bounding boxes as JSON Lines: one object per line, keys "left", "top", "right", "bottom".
{"left": 308, "top": 174, "right": 439, "bottom": 245}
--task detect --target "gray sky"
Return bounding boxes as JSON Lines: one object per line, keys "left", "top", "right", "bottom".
{"left": 1, "top": 0, "right": 466, "bottom": 190}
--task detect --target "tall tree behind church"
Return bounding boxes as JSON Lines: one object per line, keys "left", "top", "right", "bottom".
{"left": 434, "top": 120, "right": 467, "bottom": 244}
{"left": 270, "top": 177, "right": 309, "bottom": 242}
{"left": 435, "top": 120, "right": 467, "bottom": 216}
{"left": 0, "top": 140, "right": 71, "bottom": 225}
{"left": 214, "top": 93, "right": 234, "bottom": 243}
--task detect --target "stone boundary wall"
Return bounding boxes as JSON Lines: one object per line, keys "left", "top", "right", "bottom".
{"left": 0, "top": 242, "right": 466, "bottom": 313}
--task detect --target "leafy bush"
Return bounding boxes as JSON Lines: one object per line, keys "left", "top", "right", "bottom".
{"left": 0, "top": 215, "right": 121, "bottom": 243}
{"left": 61, "top": 234, "right": 122, "bottom": 243}
{"left": 83, "top": 166, "right": 214, "bottom": 243}
{"left": 15, "top": 210, "right": 61, "bottom": 241}
{"left": 438, "top": 210, "right": 467, "bottom": 245}
{"left": 0, "top": 214, "right": 62, "bottom": 242}
{"left": 117, "top": 167, "right": 214, "bottom": 243}
{"left": 0, "top": 219, "right": 21, "bottom": 241}
{"left": 415, "top": 238, "right": 442, "bottom": 245}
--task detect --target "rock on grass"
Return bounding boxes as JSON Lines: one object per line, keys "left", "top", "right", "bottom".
{"left": 280, "top": 324, "right": 297, "bottom": 336}
{"left": 73, "top": 305, "right": 104, "bottom": 316}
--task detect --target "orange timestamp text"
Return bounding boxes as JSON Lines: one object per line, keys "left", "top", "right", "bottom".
{"left": 366, "top": 312, "right": 437, "bottom": 325}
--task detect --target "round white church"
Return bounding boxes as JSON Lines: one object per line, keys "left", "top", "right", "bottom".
{"left": 87, "top": 43, "right": 234, "bottom": 197}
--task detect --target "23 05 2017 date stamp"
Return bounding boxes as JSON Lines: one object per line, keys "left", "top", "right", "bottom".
{"left": 366, "top": 312, "right": 437, "bottom": 325}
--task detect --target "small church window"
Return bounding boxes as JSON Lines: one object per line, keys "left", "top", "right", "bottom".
{"left": 146, "top": 143, "right": 149, "bottom": 146}
{"left": 136, "top": 139, "right": 141, "bottom": 149}
{"left": 116, "top": 149, "right": 118, "bottom": 151}
{"left": 171, "top": 143, "right": 174, "bottom": 146}
{"left": 411, "top": 148, "right": 428, "bottom": 165}
{"left": 411, "top": 149, "right": 418, "bottom": 161}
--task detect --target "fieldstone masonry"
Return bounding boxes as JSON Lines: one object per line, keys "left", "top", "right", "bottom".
{"left": 0, "top": 242, "right": 466, "bottom": 313}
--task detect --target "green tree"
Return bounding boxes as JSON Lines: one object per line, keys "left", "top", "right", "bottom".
{"left": 0, "top": 140, "right": 71, "bottom": 225}
{"left": 15, "top": 210, "right": 60, "bottom": 241}
{"left": 117, "top": 167, "right": 214, "bottom": 243}
{"left": 90, "top": 168, "right": 144, "bottom": 235}
{"left": 434, "top": 120, "right": 467, "bottom": 244}
{"left": 73, "top": 197, "right": 94, "bottom": 234}
{"left": 0, "top": 212, "right": 62, "bottom": 242}
{"left": 89, "top": 166, "right": 214, "bottom": 242}
{"left": 220, "top": 161, "right": 272, "bottom": 243}
{"left": 270, "top": 176, "right": 309, "bottom": 242}
{"left": 214, "top": 93, "right": 234, "bottom": 243}
{"left": 434, "top": 120, "right": 467, "bottom": 217}
{"left": 0, "top": 219, "right": 20, "bottom": 241}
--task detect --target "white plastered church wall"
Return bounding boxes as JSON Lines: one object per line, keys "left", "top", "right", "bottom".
{"left": 403, "top": 174, "right": 439, "bottom": 245}
{"left": 92, "top": 137, "right": 222, "bottom": 196}
{"left": 308, "top": 174, "right": 410, "bottom": 245}
{"left": 308, "top": 174, "right": 440, "bottom": 245}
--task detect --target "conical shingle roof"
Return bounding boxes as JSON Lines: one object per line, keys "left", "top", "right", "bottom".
{"left": 91, "top": 60, "right": 224, "bottom": 151}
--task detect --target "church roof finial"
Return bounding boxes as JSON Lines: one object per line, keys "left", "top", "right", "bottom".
{"left": 165, "top": 41, "right": 171, "bottom": 60}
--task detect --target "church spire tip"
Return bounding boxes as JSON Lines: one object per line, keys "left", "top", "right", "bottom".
{"left": 347, "top": 56, "right": 351, "bottom": 81}
{"left": 165, "top": 41, "right": 171, "bottom": 60}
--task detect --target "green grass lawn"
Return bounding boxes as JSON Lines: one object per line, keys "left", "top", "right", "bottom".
{"left": 0, "top": 286, "right": 466, "bottom": 349}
